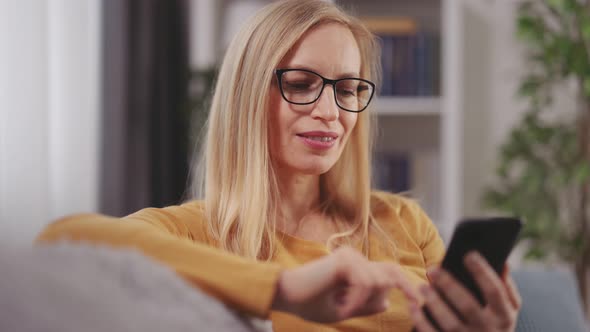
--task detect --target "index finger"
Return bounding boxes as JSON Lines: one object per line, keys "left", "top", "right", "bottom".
{"left": 464, "top": 252, "right": 512, "bottom": 318}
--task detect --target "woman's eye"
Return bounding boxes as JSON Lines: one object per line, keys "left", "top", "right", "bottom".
{"left": 285, "top": 81, "right": 315, "bottom": 91}
{"left": 338, "top": 88, "right": 357, "bottom": 97}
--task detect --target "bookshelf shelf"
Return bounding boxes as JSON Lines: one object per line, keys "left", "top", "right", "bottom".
{"left": 374, "top": 97, "right": 441, "bottom": 116}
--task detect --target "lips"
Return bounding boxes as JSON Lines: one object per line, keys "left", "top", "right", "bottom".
{"left": 296, "top": 131, "right": 339, "bottom": 149}
{"left": 296, "top": 131, "right": 339, "bottom": 139}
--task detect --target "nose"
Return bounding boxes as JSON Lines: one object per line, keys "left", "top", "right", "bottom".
{"left": 310, "top": 85, "right": 339, "bottom": 121}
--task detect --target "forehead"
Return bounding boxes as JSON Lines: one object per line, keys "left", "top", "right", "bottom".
{"left": 279, "top": 23, "right": 361, "bottom": 77}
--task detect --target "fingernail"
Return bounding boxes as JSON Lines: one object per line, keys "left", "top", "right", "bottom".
{"left": 466, "top": 251, "right": 479, "bottom": 265}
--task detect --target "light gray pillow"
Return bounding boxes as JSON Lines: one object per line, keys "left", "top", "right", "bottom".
{"left": 0, "top": 242, "right": 272, "bottom": 332}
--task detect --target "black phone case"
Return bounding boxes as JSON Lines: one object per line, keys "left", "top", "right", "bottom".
{"left": 418, "top": 217, "right": 522, "bottom": 331}
{"left": 441, "top": 217, "right": 522, "bottom": 304}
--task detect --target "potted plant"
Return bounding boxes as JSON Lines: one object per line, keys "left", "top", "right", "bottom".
{"left": 483, "top": 0, "right": 590, "bottom": 314}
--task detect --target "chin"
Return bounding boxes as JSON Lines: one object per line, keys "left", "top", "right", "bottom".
{"left": 276, "top": 151, "right": 340, "bottom": 175}
{"left": 293, "top": 159, "right": 336, "bottom": 175}
{"left": 303, "top": 166, "right": 332, "bottom": 175}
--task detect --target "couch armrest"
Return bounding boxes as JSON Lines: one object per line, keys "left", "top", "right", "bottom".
{"left": 0, "top": 242, "right": 271, "bottom": 332}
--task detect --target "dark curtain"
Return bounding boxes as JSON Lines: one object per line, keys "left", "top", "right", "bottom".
{"left": 101, "top": 0, "right": 190, "bottom": 216}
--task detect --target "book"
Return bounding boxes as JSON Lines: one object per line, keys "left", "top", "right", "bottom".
{"left": 377, "top": 32, "right": 440, "bottom": 97}
{"left": 363, "top": 15, "right": 441, "bottom": 98}
{"left": 416, "top": 33, "right": 428, "bottom": 96}
{"left": 373, "top": 152, "right": 411, "bottom": 194}
{"left": 380, "top": 35, "right": 394, "bottom": 96}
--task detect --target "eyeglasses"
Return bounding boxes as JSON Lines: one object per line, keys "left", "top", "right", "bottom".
{"left": 274, "top": 68, "right": 375, "bottom": 113}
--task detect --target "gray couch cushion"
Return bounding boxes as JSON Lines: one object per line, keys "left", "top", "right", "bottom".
{"left": 513, "top": 267, "right": 588, "bottom": 332}
{"left": 0, "top": 242, "right": 271, "bottom": 332}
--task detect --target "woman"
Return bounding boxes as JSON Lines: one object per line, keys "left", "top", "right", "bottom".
{"left": 37, "top": 0, "right": 521, "bottom": 331}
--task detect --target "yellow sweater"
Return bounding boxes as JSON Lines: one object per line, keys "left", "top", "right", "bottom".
{"left": 36, "top": 191, "right": 445, "bottom": 332}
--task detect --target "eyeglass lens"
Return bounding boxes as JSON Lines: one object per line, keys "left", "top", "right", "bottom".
{"left": 280, "top": 70, "right": 373, "bottom": 112}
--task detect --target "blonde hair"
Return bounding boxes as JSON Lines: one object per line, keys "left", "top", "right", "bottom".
{"left": 191, "top": 0, "right": 390, "bottom": 260}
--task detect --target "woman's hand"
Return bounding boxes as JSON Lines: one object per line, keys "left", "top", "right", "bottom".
{"left": 271, "top": 246, "right": 419, "bottom": 323}
{"left": 410, "top": 251, "right": 522, "bottom": 332}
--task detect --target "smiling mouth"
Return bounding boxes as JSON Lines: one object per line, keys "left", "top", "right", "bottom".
{"left": 296, "top": 134, "right": 336, "bottom": 142}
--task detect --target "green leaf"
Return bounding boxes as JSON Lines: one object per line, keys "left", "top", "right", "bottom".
{"left": 547, "top": 0, "right": 566, "bottom": 10}
{"left": 497, "top": 163, "right": 509, "bottom": 179}
{"left": 548, "top": 0, "right": 580, "bottom": 13}
{"left": 566, "top": 44, "right": 589, "bottom": 77}
{"left": 518, "top": 76, "right": 544, "bottom": 97}
{"left": 573, "top": 162, "right": 590, "bottom": 183}
{"left": 482, "top": 189, "right": 511, "bottom": 211}
{"left": 516, "top": 15, "right": 546, "bottom": 45}
{"left": 524, "top": 246, "right": 547, "bottom": 260}
{"left": 584, "top": 77, "right": 590, "bottom": 98}
{"left": 581, "top": 14, "right": 590, "bottom": 40}
{"left": 555, "top": 170, "right": 571, "bottom": 186}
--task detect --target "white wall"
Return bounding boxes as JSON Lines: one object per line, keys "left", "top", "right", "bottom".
{"left": 189, "top": 0, "right": 269, "bottom": 70}
{"left": 0, "top": 1, "right": 51, "bottom": 242}
{"left": 461, "top": 0, "right": 528, "bottom": 217}
{"left": 48, "top": 1, "right": 101, "bottom": 223}
{"left": 0, "top": 0, "right": 101, "bottom": 243}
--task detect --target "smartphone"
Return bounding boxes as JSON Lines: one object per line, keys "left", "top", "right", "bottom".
{"left": 419, "top": 217, "right": 522, "bottom": 330}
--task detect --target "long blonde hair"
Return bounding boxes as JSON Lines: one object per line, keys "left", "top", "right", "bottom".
{"left": 192, "top": 0, "right": 387, "bottom": 260}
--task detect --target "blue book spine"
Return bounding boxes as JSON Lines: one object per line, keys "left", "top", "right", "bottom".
{"left": 373, "top": 152, "right": 411, "bottom": 193}
{"left": 392, "top": 36, "right": 407, "bottom": 96}
{"left": 391, "top": 36, "right": 401, "bottom": 96}
{"left": 397, "top": 155, "right": 411, "bottom": 192}
{"left": 416, "top": 33, "right": 428, "bottom": 96}
{"left": 432, "top": 35, "right": 441, "bottom": 96}
{"left": 424, "top": 34, "right": 440, "bottom": 96}
{"left": 405, "top": 36, "right": 417, "bottom": 96}
{"left": 380, "top": 35, "right": 394, "bottom": 96}
{"left": 373, "top": 153, "right": 387, "bottom": 191}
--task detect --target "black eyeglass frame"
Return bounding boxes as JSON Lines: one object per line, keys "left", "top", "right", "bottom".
{"left": 274, "top": 68, "right": 376, "bottom": 113}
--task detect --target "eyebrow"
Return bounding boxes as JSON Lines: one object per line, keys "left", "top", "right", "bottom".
{"left": 285, "top": 65, "right": 360, "bottom": 79}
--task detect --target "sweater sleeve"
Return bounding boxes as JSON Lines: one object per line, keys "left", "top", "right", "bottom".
{"left": 35, "top": 203, "right": 282, "bottom": 318}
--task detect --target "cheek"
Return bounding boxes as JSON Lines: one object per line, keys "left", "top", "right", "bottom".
{"left": 341, "top": 113, "right": 358, "bottom": 140}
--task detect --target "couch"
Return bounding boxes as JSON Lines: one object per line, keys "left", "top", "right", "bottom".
{"left": 0, "top": 242, "right": 587, "bottom": 332}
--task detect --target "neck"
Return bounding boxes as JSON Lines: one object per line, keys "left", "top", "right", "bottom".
{"left": 276, "top": 168, "right": 321, "bottom": 232}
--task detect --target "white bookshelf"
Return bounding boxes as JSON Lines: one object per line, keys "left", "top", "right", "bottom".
{"left": 337, "top": 0, "right": 463, "bottom": 241}
{"left": 374, "top": 97, "right": 441, "bottom": 116}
